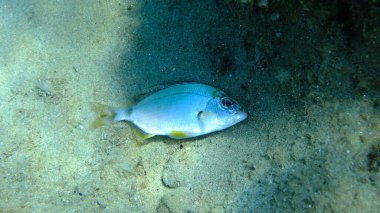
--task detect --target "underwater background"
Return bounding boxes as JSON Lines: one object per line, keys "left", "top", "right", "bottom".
{"left": 1, "top": 0, "right": 379, "bottom": 212}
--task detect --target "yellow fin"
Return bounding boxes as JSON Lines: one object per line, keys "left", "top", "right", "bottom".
{"left": 90, "top": 103, "right": 116, "bottom": 129}
{"left": 169, "top": 131, "right": 189, "bottom": 139}
{"left": 133, "top": 129, "right": 155, "bottom": 140}
{"left": 91, "top": 117, "right": 106, "bottom": 128}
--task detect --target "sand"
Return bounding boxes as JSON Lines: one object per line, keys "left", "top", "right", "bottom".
{"left": 1, "top": 0, "right": 379, "bottom": 212}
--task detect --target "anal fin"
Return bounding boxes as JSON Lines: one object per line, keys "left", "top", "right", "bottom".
{"left": 133, "top": 129, "right": 156, "bottom": 140}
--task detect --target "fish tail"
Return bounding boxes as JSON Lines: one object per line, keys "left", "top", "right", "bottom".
{"left": 91, "top": 103, "right": 130, "bottom": 128}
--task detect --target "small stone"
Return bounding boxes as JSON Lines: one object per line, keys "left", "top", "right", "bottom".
{"left": 161, "top": 168, "right": 181, "bottom": 188}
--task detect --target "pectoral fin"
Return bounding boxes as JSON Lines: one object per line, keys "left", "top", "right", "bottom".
{"left": 197, "top": 111, "right": 217, "bottom": 131}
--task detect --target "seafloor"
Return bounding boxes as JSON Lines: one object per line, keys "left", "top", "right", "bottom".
{"left": 0, "top": 0, "right": 379, "bottom": 212}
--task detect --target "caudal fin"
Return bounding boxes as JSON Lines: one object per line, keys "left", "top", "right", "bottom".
{"left": 91, "top": 103, "right": 130, "bottom": 128}
{"left": 91, "top": 103, "right": 117, "bottom": 128}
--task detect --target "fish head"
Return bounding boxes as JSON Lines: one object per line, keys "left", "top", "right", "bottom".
{"left": 203, "top": 93, "right": 247, "bottom": 131}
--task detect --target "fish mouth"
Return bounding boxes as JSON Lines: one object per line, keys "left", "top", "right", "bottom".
{"left": 235, "top": 111, "right": 248, "bottom": 123}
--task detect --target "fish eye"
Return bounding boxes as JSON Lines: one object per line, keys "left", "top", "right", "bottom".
{"left": 221, "top": 97, "right": 234, "bottom": 108}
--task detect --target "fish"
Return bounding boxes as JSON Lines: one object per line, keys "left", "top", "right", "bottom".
{"left": 92, "top": 83, "right": 247, "bottom": 139}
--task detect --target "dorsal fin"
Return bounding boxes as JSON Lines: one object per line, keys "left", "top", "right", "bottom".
{"left": 130, "top": 82, "right": 214, "bottom": 103}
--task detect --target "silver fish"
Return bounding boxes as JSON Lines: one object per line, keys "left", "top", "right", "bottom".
{"left": 93, "top": 83, "right": 247, "bottom": 139}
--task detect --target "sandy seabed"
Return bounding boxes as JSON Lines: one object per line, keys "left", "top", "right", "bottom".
{"left": 0, "top": 0, "right": 379, "bottom": 212}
